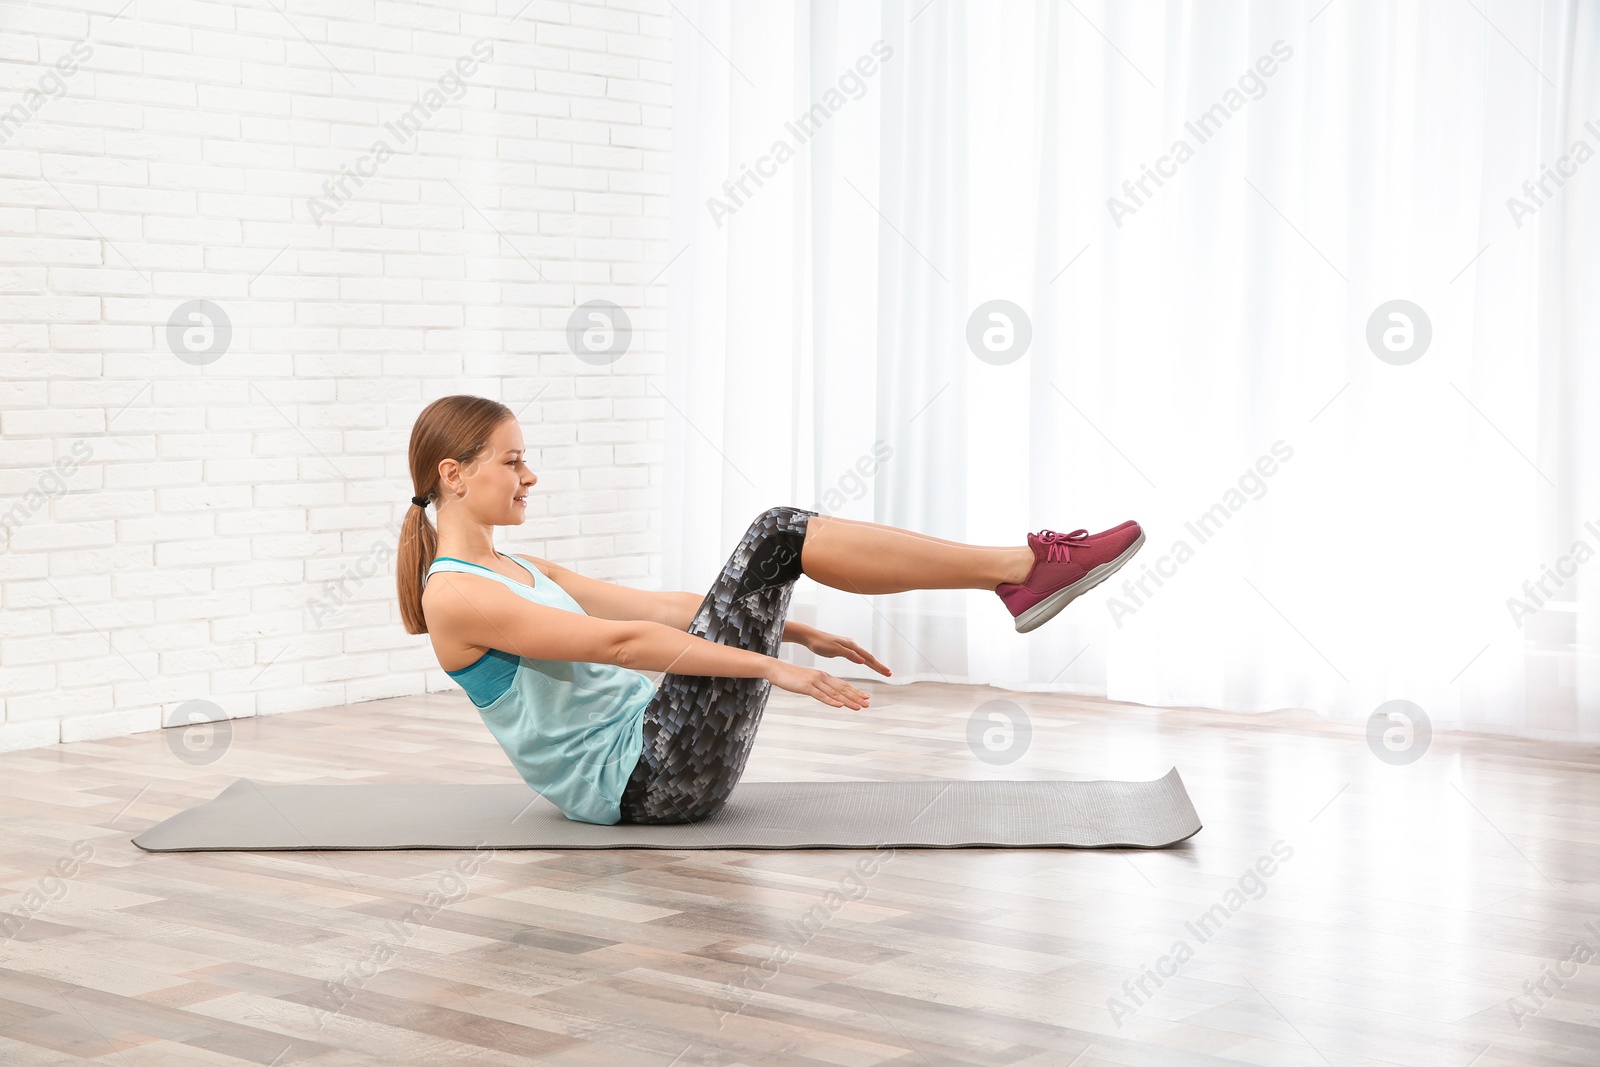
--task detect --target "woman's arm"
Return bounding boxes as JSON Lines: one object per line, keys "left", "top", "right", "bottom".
{"left": 658, "top": 591, "right": 815, "bottom": 645}
{"left": 778, "top": 619, "right": 816, "bottom": 644}
{"left": 654, "top": 591, "right": 704, "bottom": 630}
{"left": 618, "top": 622, "right": 871, "bottom": 709}
{"left": 428, "top": 570, "right": 870, "bottom": 708}
{"left": 528, "top": 556, "right": 699, "bottom": 627}
{"left": 530, "top": 555, "right": 815, "bottom": 640}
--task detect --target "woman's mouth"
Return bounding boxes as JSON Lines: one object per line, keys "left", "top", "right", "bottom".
{"left": 513, "top": 494, "right": 526, "bottom": 506}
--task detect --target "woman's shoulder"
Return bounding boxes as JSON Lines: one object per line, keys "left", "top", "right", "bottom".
{"left": 507, "top": 552, "right": 555, "bottom": 580}
{"left": 424, "top": 551, "right": 553, "bottom": 580}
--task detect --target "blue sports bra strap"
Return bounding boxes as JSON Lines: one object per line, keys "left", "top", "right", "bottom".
{"left": 425, "top": 557, "right": 536, "bottom": 596}
{"left": 500, "top": 552, "right": 541, "bottom": 582}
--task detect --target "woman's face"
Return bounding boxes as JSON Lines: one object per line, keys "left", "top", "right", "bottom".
{"left": 446, "top": 418, "right": 537, "bottom": 524}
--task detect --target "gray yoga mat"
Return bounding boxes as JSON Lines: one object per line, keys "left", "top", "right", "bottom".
{"left": 130, "top": 767, "right": 1201, "bottom": 851}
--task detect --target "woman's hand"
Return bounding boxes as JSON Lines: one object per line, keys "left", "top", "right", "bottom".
{"left": 797, "top": 626, "right": 892, "bottom": 678}
{"left": 765, "top": 659, "right": 873, "bottom": 710}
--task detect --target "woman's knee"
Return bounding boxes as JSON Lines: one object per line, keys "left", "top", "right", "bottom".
{"left": 753, "top": 504, "right": 816, "bottom": 530}
{"left": 739, "top": 522, "right": 809, "bottom": 595}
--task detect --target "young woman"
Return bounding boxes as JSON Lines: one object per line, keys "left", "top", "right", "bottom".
{"left": 398, "top": 395, "right": 1144, "bottom": 826}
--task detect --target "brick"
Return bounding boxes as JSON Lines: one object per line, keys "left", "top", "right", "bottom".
{"left": 4, "top": 4, "right": 671, "bottom": 752}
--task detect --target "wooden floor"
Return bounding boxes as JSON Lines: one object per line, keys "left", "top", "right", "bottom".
{"left": 1, "top": 680, "right": 1597, "bottom": 1067}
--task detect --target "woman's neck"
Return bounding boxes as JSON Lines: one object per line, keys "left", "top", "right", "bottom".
{"left": 435, "top": 543, "right": 500, "bottom": 566}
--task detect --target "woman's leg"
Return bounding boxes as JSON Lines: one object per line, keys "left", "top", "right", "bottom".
{"left": 617, "top": 505, "right": 815, "bottom": 824}
{"left": 616, "top": 505, "right": 1051, "bottom": 823}
{"left": 799, "top": 514, "right": 1035, "bottom": 595}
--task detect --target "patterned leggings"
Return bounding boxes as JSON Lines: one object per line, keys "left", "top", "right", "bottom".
{"left": 616, "top": 505, "right": 817, "bottom": 824}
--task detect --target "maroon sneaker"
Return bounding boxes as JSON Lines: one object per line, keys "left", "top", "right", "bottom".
{"left": 996, "top": 523, "right": 1145, "bottom": 632}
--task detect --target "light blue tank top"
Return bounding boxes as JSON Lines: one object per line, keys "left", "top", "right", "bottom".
{"left": 424, "top": 552, "right": 655, "bottom": 825}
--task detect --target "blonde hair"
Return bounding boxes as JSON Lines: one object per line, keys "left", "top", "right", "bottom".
{"left": 396, "top": 394, "right": 514, "bottom": 635}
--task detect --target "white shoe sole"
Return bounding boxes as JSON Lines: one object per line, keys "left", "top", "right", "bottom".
{"left": 1013, "top": 529, "right": 1146, "bottom": 633}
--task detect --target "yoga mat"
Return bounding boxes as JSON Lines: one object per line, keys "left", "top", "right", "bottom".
{"left": 130, "top": 767, "right": 1201, "bottom": 852}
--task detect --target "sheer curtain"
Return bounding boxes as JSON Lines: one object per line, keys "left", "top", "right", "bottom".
{"left": 661, "top": 0, "right": 1600, "bottom": 742}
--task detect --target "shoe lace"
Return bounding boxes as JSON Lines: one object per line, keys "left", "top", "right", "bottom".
{"left": 1036, "top": 528, "right": 1090, "bottom": 563}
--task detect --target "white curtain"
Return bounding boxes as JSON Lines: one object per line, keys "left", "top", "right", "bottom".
{"left": 662, "top": 0, "right": 1600, "bottom": 742}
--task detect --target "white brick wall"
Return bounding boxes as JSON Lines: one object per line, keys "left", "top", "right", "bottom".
{"left": 0, "top": 0, "right": 672, "bottom": 752}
